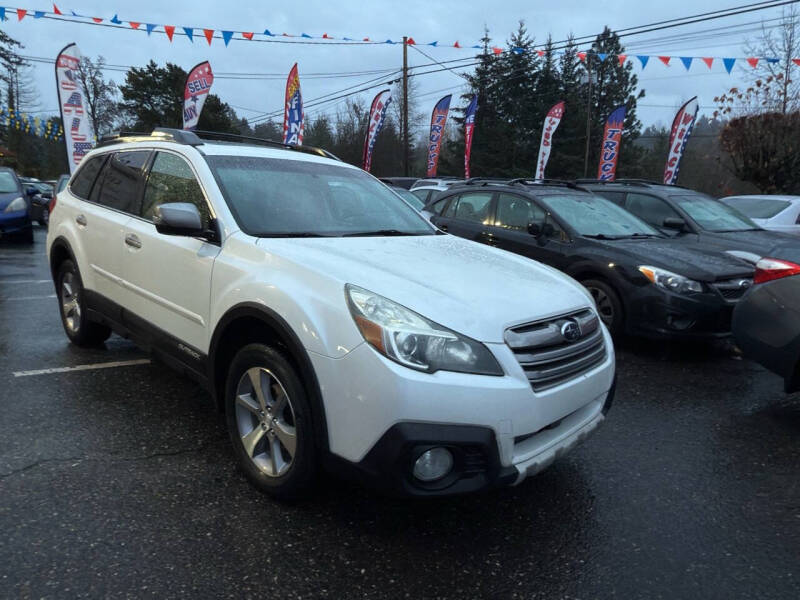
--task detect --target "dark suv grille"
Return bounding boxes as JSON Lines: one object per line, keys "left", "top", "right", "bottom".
{"left": 505, "top": 309, "right": 607, "bottom": 392}
{"left": 712, "top": 278, "right": 753, "bottom": 302}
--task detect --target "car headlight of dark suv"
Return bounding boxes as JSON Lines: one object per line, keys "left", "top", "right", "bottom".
{"left": 638, "top": 265, "right": 703, "bottom": 295}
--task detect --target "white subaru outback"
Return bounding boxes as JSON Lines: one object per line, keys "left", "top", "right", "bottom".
{"left": 46, "top": 129, "right": 615, "bottom": 498}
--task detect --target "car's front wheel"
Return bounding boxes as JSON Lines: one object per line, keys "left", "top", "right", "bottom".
{"left": 56, "top": 259, "right": 111, "bottom": 346}
{"left": 225, "top": 343, "right": 316, "bottom": 498}
{"left": 582, "top": 278, "right": 624, "bottom": 336}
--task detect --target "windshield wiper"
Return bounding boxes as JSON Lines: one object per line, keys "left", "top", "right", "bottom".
{"left": 260, "top": 232, "right": 335, "bottom": 238}
{"left": 583, "top": 234, "right": 624, "bottom": 240}
{"left": 624, "top": 233, "right": 661, "bottom": 238}
{"left": 342, "top": 229, "right": 427, "bottom": 237}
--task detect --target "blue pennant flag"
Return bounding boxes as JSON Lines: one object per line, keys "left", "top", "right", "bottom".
{"left": 222, "top": 30, "right": 234, "bottom": 46}
{"left": 183, "top": 27, "right": 194, "bottom": 42}
{"left": 428, "top": 41, "right": 438, "bottom": 46}
{"left": 145, "top": 23, "right": 157, "bottom": 35}
{"left": 723, "top": 57, "right": 736, "bottom": 74}
{"left": 597, "top": 53, "right": 607, "bottom": 61}
{"left": 0, "top": 8, "right": 6, "bottom": 20}
{"left": 471, "top": 44, "right": 481, "bottom": 48}
{"left": 385, "top": 39, "right": 395, "bottom": 44}
{"left": 34, "top": 10, "right": 45, "bottom": 18}
{"left": 512, "top": 47, "right": 524, "bottom": 55}
{"left": 680, "top": 57, "right": 693, "bottom": 70}
{"left": 263, "top": 29, "right": 275, "bottom": 36}
{"left": 110, "top": 14, "right": 121, "bottom": 24}
{"left": 637, "top": 55, "right": 650, "bottom": 69}
{"left": 301, "top": 33, "right": 312, "bottom": 38}
{"left": 766, "top": 57, "right": 780, "bottom": 63}
{"left": 342, "top": 36, "right": 353, "bottom": 40}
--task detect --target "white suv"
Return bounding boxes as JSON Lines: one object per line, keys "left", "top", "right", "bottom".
{"left": 46, "top": 129, "right": 615, "bottom": 498}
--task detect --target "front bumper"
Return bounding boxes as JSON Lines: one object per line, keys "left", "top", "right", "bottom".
{"left": 624, "top": 284, "right": 736, "bottom": 339}
{"left": 311, "top": 328, "right": 615, "bottom": 496}
{"left": 0, "top": 210, "right": 32, "bottom": 236}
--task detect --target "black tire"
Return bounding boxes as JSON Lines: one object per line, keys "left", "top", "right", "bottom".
{"left": 582, "top": 278, "right": 625, "bottom": 336}
{"left": 56, "top": 259, "right": 111, "bottom": 347}
{"left": 38, "top": 208, "right": 49, "bottom": 228}
{"left": 225, "top": 343, "right": 316, "bottom": 499}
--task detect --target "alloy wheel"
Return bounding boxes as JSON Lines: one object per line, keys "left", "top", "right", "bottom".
{"left": 60, "top": 272, "right": 81, "bottom": 334}
{"left": 588, "top": 286, "right": 615, "bottom": 327}
{"left": 235, "top": 367, "right": 297, "bottom": 477}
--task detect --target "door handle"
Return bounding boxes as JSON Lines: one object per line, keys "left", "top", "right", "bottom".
{"left": 75, "top": 214, "right": 87, "bottom": 226}
{"left": 124, "top": 233, "right": 142, "bottom": 249}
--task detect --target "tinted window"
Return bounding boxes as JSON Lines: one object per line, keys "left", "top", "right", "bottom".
{"left": 593, "top": 190, "right": 626, "bottom": 206}
{"left": 495, "top": 193, "right": 564, "bottom": 239}
{"left": 429, "top": 197, "right": 451, "bottom": 215}
{"left": 671, "top": 194, "right": 758, "bottom": 232}
{"left": 722, "top": 197, "right": 792, "bottom": 219}
{"left": 625, "top": 193, "right": 680, "bottom": 227}
{"left": 143, "top": 152, "right": 210, "bottom": 228}
{"left": 443, "top": 192, "right": 493, "bottom": 223}
{"left": 0, "top": 171, "right": 19, "bottom": 193}
{"left": 93, "top": 151, "right": 150, "bottom": 214}
{"left": 207, "top": 156, "right": 433, "bottom": 236}
{"left": 70, "top": 155, "right": 106, "bottom": 199}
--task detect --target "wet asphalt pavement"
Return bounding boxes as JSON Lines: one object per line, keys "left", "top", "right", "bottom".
{"left": 1, "top": 228, "right": 799, "bottom": 599}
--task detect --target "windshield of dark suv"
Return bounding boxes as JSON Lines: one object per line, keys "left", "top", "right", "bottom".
{"left": 207, "top": 156, "right": 436, "bottom": 237}
{"left": 0, "top": 171, "right": 19, "bottom": 194}
{"left": 671, "top": 193, "right": 759, "bottom": 232}
{"left": 540, "top": 193, "right": 662, "bottom": 238}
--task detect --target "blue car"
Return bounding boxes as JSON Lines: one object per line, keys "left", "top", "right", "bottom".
{"left": 0, "top": 167, "right": 32, "bottom": 243}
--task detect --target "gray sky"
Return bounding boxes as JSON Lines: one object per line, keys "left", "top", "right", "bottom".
{"left": 6, "top": 0, "right": 793, "bottom": 132}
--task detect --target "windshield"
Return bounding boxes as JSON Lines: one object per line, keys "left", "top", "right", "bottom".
{"left": 540, "top": 193, "right": 661, "bottom": 238}
{"left": 392, "top": 187, "right": 425, "bottom": 210}
{"left": 206, "top": 156, "right": 435, "bottom": 237}
{"left": 722, "top": 197, "right": 792, "bottom": 219}
{"left": 0, "top": 171, "right": 19, "bottom": 194}
{"left": 671, "top": 194, "right": 759, "bottom": 232}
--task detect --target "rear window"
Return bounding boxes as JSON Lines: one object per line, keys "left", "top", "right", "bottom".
{"left": 70, "top": 155, "right": 107, "bottom": 199}
{"left": 723, "top": 197, "right": 792, "bottom": 219}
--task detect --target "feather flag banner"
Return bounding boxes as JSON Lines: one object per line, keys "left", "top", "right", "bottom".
{"left": 55, "top": 43, "right": 95, "bottom": 171}
{"left": 182, "top": 61, "right": 214, "bottom": 130}
{"left": 362, "top": 89, "right": 392, "bottom": 172}
{"left": 425, "top": 95, "right": 452, "bottom": 177}
{"left": 535, "top": 101, "right": 565, "bottom": 179}
{"left": 463, "top": 94, "right": 478, "bottom": 179}
{"left": 663, "top": 96, "right": 699, "bottom": 185}
{"left": 597, "top": 105, "right": 627, "bottom": 181}
{"left": 283, "top": 63, "right": 303, "bottom": 145}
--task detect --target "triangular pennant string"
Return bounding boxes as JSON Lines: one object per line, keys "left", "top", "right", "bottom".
{"left": 91, "top": 17, "right": 102, "bottom": 23}
{"left": 597, "top": 53, "right": 607, "bottom": 61}
{"left": 658, "top": 56, "right": 671, "bottom": 66}
{"left": 242, "top": 31, "right": 253, "bottom": 40}
{"left": 17, "top": 9, "right": 27, "bottom": 20}
{"left": 637, "top": 55, "right": 649, "bottom": 68}
{"left": 53, "top": 3, "right": 62, "bottom": 15}
{"left": 680, "top": 57, "right": 692, "bottom": 70}
{"left": 110, "top": 14, "right": 121, "bottom": 24}
{"left": 618, "top": 54, "right": 627, "bottom": 65}
{"left": 221, "top": 30, "right": 234, "bottom": 46}
{"left": 723, "top": 58, "right": 736, "bottom": 74}
{"left": 702, "top": 57, "right": 713, "bottom": 68}
{"left": 129, "top": 21, "right": 140, "bottom": 29}
{"left": 746, "top": 57, "right": 759, "bottom": 68}
{"left": 183, "top": 27, "right": 194, "bottom": 42}
{"left": 203, "top": 28, "right": 214, "bottom": 45}
{"left": 164, "top": 25, "right": 175, "bottom": 41}
{"left": 146, "top": 23, "right": 157, "bottom": 36}
{"left": 793, "top": 58, "right": 800, "bottom": 66}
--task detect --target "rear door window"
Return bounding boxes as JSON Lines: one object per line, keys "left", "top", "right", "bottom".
{"left": 443, "top": 192, "right": 493, "bottom": 223}
{"left": 70, "top": 155, "right": 107, "bottom": 200}
{"left": 625, "top": 193, "right": 680, "bottom": 227}
{"left": 92, "top": 151, "right": 150, "bottom": 215}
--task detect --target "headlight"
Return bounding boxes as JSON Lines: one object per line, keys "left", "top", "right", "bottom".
{"left": 638, "top": 265, "right": 703, "bottom": 294}
{"left": 4, "top": 196, "right": 26, "bottom": 212}
{"left": 346, "top": 284, "right": 503, "bottom": 376}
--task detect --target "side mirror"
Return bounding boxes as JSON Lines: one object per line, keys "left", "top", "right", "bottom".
{"left": 527, "top": 222, "right": 541, "bottom": 236}
{"left": 153, "top": 202, "right": 205, "bottom": 237}
{"left": 662, "top": 217, "right": 688, "bottom": 232}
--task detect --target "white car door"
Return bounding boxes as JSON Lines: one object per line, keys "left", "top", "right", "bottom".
{"left": 120, "top": 150, "right": 219, "bottom": 354}
{"left": 72, "top": 151, "right": 150, "bottom": 308}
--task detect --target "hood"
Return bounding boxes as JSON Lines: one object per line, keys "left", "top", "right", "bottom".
{"left": 0, "top": 191, "right": 22, "bottom": 210}
{"left": 699, "top": 229, "right": 800, "bottom": 263}
{"left": 587, "top": 237, "right": 753, "bottom": 281}
{"left": 257, "top": 234, "right": 594, "bottom": 343}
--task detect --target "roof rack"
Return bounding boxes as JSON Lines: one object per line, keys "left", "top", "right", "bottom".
{"left": 463, "top": 177, "right": 509, "bottom": 186}
{"left": 191, "top": 130, "right": 341, "bottom": 161}
{"left": 509, "top": 178, "right": 579, "bottom": 189}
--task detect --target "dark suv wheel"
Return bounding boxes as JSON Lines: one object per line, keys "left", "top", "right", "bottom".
{"left": 56, "top": 259, "right": 111, "bottom": 346}
{"left": 225, "top": 343, "right": 316, "bottom": 498}
{"left": 582, "top": 278, "right": 624, "bottom": 336}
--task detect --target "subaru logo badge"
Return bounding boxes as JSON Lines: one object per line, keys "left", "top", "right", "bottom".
{"left": 738, "top": 279, "right": 752, "bottom": 289}
{"left": 561, "top": 320, "right": 581, "bottom": 342}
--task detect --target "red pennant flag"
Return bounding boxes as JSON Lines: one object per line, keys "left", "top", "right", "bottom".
{"left": 537, "top": 50, "right": 545, "bottom": 57}
{"left": 492, "top": 46, "right": 502, "bottom": 55}
{"left": 92, "top": 17, "right": 103, "bottom": 23}
{"left": 363, "top": 37, "right": 370, "bottom": 42}
{"left": 322, "top": 33, "right": 331, "bottom": 39}
{"left": 618, "top": 54, "right": 627, "bottom": 65}
{"left": 658, "top": 56, "right": 671, "bottom": 66}
{"left": 17, "top": 9, "right": 27, "bottom": 20}
{"left": 793, "top": 58, "right": 800, "bottom": 66}
{"left": 578, "top": 52, "right": 586, "bottom": 62}
{"left": 242, "top": 31, "right": 254, "bottom": 40}
{"left": 282, "top": 32, "right": 290, "bottom": 37}
{"left": 407, "top": 37, "right": 416, "bottom": 45}
{"left": 53, "top": 3, "right": 62, "bottom": 15}
{"left": 203, "top": 29, "right": 214, "bottom": 45}
{"left": 129, "top": 21, "right": 140, "bottom": 29}
{"left": 164, "top": 25, "right": 175, "bottom": 41}
{"left": 746, "top": 57, "right": 759, "bottom": 68}
{"left": 453, "top": 41, "right": 461, "bottom": 48}
{"left": 702, "top": 57, "right": 714, "bottom": 68}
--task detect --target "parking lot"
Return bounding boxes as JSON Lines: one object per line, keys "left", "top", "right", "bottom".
{"left": 0, "top": 227, "right": 798, "bottom": 599}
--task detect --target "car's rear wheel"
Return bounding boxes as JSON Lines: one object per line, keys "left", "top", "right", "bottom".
{"left": 582, "top": 278, "right": 624, "bottom": 336}
{"left": 39, "top": 207, "right": 49, "bottom": 227}
{"left": 56, "top": 259, "right": 111, "bottom": 346}
{"left": 225, "top": 343, "right": 316, "bottom": 498}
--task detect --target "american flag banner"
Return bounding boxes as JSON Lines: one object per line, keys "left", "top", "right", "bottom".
{"left": 56, "top": 43, "right": 94, "bottom": 172}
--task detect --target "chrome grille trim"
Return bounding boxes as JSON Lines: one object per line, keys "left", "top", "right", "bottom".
{"left": 711, "top": 278, "right": 753, "bottom": 302}
{"left": 506, "top": 309, "right": 607, "bottom": 392}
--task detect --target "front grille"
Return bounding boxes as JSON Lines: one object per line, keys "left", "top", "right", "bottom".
{"left": 505, "top": 309, "right": 607, "bottom": 392}
{"left": 712, "top": 278, "right": 753, "bottom": 302}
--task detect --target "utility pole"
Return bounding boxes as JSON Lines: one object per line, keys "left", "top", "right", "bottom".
{"left": 583, "top": 55, "right": 593, "bottom": 178}
{"left": 402, "top": 36, "right": 409, "bottom": 176}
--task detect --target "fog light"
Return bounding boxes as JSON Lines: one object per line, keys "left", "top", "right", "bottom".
{"left": 413, "top": 447, "right": 453, "bottom": 482}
